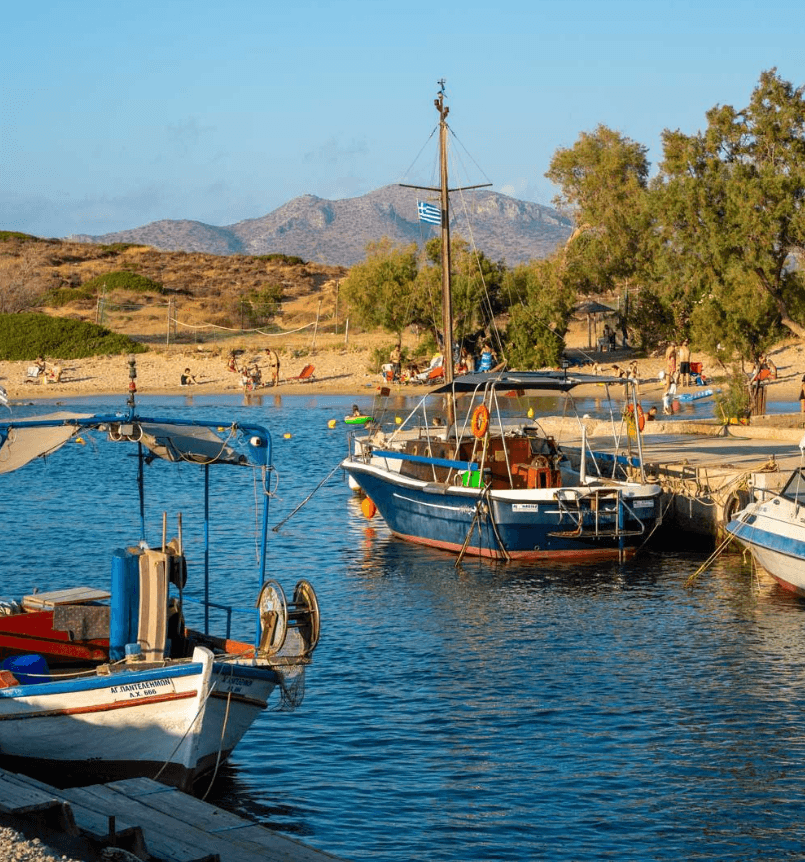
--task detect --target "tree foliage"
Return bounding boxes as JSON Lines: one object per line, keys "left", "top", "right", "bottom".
{"left": 503, "top": 258, "right": 577, "bottom": 368}
{"left": 340, "top": 238, "right": 418, "bottom": 335}
{"left": 655, "top": 68, "right": 805, "bottom": 356}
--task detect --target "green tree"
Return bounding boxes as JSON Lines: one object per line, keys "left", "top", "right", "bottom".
{"left": 340, "top": 238, "right": 418, "bottom": 335}
{"left": 503, "top": 258, "right": 577, "bottom": 368}
{"left": 546, "top": 124, "right": 653, "bottom": 297}
{"left": 415, "top": 236, "right": 507, "bottom": 344}
{"left": 655, "top": 69, "right": 805, "bottom": 356}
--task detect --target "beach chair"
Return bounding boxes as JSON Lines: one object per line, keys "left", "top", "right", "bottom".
{"left": 288, "top": 363, "right": 315, "bottom": 383}
{"left": 25, "top": 366, "right": 43, "bottom": 384}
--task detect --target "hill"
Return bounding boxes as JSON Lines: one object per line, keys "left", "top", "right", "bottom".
{"left": 69, "top": 186, "right": 573, "bottom": 267}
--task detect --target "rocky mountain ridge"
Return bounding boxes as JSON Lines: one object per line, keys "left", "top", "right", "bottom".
{"left": 71, "top": 185, "right": 573, "bottom": 267}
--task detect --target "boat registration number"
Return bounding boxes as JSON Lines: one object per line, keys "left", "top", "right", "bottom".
{"left": 633, "top": 501, "right": 654, "bottom": 508}
{"left": 512, "top": 504, "right": 539, "bottom": 512}
{"left": 109, "top": 678, "right": 176, "bottom": 700}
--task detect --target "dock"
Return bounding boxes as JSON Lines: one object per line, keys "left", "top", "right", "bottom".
{"left": 0, "top": 767, "right": 345, "bottom": 862}
{"left": 542, "top": 414, "right": 805, "bottom": 540}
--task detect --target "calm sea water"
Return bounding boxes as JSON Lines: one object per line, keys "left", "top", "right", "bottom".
{"left": 3, "top": 392, "right": 805, "bottom": 861}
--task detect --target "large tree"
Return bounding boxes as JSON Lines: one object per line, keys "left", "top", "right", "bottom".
{"left": 340, "top": 238, "right": 418, "bottom": 335}
{"left": 546, "top": 124, "right": 653, "bottom": 297}
{"left": 655, "top": 69, "right": 805, "bottom": 354}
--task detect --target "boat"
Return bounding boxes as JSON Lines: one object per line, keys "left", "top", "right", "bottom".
{"left": 676, "top": 388, "right": 719, "bottom": 403}
{"left": 340, "top": 83, "right": 663, "bottom": 562}
{"left": 0, "top": 368, "right": 320, "bottom": 790}
{"left": 345, "top": 414, "right": 374, "bottom": 426}
{"left": 726, "top": 439, "right": 805, "bottom": 595}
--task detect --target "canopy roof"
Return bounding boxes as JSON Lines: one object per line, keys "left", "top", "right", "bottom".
{"left": 432, "top": 371, "right": 629, "bottom": 394}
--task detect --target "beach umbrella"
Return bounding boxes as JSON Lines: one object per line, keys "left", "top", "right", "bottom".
{"left": 574, "top": 300, "right": 618, "bottom": 349}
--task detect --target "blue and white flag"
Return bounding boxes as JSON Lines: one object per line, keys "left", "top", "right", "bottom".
{"left": 417, "top": 200, "right": 441, "bottom": 225}
{"left": 0, "top": 385, "right": 7, "bottom": 407}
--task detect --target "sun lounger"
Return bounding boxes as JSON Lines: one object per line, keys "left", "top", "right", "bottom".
{"left": 287, "top": 364, "right": 315, "bottom": 383}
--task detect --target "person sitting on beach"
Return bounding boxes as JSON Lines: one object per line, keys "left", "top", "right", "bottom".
{"left": 646, "top": 406, "right": 658, "bottom": 421}
{"left": 46, "top": 364, "right": 63, "bottom": 384}
{"left": 227, "top": 352, "right": 239, "bottom": 373}
{"left": 180, "top": 368, "right": 197, "bottom": 386}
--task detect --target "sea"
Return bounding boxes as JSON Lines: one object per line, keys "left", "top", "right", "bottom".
{"left": 3, "top": 391, "right": 805, "bottom": 862}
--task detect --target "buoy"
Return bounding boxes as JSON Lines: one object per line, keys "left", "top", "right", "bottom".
{"left": 75, "top": 436, "right": 85, "bottom": 445}
{"left": 527, "top": 407, "right": 534, "bottom": 418}
{"left": 395, "top": 416, "right": 402, "bottom": 424}
{"left": 361, "top": 497, "right": 377, "bottom": 519}
{"left": 328, "top": 419, "right": 337, "bottom": 429}
{"left": 283, "top": 433, "right": 292, "bottom": 439}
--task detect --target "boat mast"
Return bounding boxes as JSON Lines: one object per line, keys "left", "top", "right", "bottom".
{"left": 436, "top": 80, "right": 454, "bottom": 389}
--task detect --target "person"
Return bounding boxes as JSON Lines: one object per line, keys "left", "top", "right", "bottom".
{"left": 265, "top": 348, "right": 280, "bottom": 386}
{"left": 352, "top": 404, "right": 362, "bottom": 417}
{"left": 608, "top": 324, "right": 616, "bottom": 351}
{"left": 665, "top": 342, "right": 677, "bottom": 384}
{"left": 34, "top": 356, "right": 46, "bottom": 377}
{"left": 47, "top": 364, "right": 63, "bottom": 384}
{"left": 646, "top": 406, "right": 658, "bottom": 421}
{"left": 456, "top": 346, "right": 471, "bottom": 375}
{"left": 627, "top": 360, "right": 639, "bottom": 380}
{"left": 390, "top": 343, "right": 402, "bottom": 381}
{"left": 798, "top": 374, "right": 805, "bottom": 415}
{"left": 227, "top": 352, "right": 239, "bottom": 373}
{"left": 678, "top": 340, "right": 691, "bottom": 387}
{"left": 662, "top": 375, "right": 677, "bottom": 415}
{"left": 479, "top": 342, "right": 497, "bottom": 372}
{"left": 180, "top": 368, "right": 196, "bottom": 386}
{"left": 600, "top": 324, "right": 613, "bottom": 353}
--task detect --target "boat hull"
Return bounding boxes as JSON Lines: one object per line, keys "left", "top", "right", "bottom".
{"left": 727, "top": 505, "right": 805, "bottom": 596}
{"left": 346, "top": 462, "right": 661, "bottom": 561}
{"left": 0, "top": 647, "right": 279, "bottom": 790}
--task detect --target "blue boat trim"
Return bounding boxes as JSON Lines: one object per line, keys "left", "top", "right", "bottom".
{"left": 372, "top": 449, "right": 479, "bottom": 472}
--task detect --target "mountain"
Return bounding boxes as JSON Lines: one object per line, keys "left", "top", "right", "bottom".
{"left": 70, "top": 186, "right": 573, "bottom": 267}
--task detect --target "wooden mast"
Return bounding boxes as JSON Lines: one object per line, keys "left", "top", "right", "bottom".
{"left": 435, "top": 82, "right": 454, "bottom": 388}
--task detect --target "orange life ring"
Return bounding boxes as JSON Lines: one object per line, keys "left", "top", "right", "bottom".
{"left": 626, "top": 403, "right": 646, "bottom": 432}
{"left": 471, "top": 405, "right": 490, "bottom": 439}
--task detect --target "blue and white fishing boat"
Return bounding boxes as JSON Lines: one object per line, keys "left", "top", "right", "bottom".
{"left": 727, "top": 436, "right": 805, "bottom": 595}
{"left": 342, "top": 371, "right": 663, "bottom": 562}
{"left": 0, "top": 364, "right": 320, "bottom": 790}
{"left": 340, "top": 83, "right": 662, "bottom": 562}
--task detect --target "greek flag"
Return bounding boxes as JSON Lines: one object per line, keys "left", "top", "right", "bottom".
{"left": 0, "top": 385, "right": 7, "bottom": 406}
{"left": 417, "top": 200, "right": 441, "bottom": 225}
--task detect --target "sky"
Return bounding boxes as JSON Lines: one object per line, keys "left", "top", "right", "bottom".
{"left": 2, "top": 0, "right": 803, "bottom": 239}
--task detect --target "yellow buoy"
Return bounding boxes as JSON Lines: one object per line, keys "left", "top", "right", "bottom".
{"left": 283, "top": 433, "right": 292, "bottom": 439}
{"left": 75, "top": 436, "right": 86, "bottom": 445}
{"left": 328, "top": 419, "right": 337, "bottom": 429}
{"left": 395, "top": 416, "right": 402, "bottom": 424}
{"left": 527, "top": 407, "right": 534, "bottom": 418}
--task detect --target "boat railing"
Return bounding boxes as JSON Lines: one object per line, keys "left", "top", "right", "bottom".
{"left": 551, "top": 487, "right": 650, "bottom": 539}
{"left": 372, "top": 448, "right": 479, "bottom": 475}
{"left": 180, "top": 596, "right": 247, "bottom": 641}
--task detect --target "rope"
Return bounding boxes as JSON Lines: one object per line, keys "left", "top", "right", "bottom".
{"left": 201, "top": 687, "right": 233, "bottom": 801}
{"left": 272, "top": 461, "right": 342, "bottom": 532}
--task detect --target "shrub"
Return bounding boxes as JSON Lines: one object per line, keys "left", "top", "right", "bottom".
{"left": 0, "top": 313, "right": 147, "bottom": 360}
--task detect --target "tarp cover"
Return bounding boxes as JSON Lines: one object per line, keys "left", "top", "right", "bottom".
{"left": 0, "top": 413, "right": 91, "bottom": 474}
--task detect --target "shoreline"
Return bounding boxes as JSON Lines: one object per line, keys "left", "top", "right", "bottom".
{"left": 2, "top": 343, "right": 804, "bottom": 416}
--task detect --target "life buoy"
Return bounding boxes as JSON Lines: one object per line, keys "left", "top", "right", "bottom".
{"left": 626, "top": 403, "right": 646, "bottom": 432}
{"left": 471, "top": 405, "right": 490, "bottom": 439}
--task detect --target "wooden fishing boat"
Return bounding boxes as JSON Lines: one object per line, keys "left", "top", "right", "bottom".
{"left": 340, "top": 85, "right": 662, "bottom": 562}
{"left": 0, "top": 372, "right": 320, "bottom": 790}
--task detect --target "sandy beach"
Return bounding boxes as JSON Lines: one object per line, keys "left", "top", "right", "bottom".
{"left": 2, "top": 338, "right": 805, "bottom": 413}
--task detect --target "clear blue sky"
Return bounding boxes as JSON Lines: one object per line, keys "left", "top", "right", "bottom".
{"left": 2, "top": 0, "right": 802, "bottom": 239}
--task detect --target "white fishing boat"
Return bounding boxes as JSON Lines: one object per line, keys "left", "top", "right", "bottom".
{"left": 727, "top": 436, "right": 805, "bottom": 595}
{"left": 0, "top": 366, "right": 320, "bottom": 790}
{"left": 340, "top": 84, "right": 663, "bottom": 562}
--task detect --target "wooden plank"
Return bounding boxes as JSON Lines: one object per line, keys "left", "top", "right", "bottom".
{"left": 0, "top": 773, "right": 77, "bottom": 835}
{"left": 22, "top": 587, "right": 110, "bottom": 610}
{"left": 105, "top": 779, "right": 344, "bottom": 861}
{"left": 57, "top": 784, "right": 222, "bottom": 862}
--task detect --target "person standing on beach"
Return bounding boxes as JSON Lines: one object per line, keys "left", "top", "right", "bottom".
{"left": 390, "top": 343, "right": 402, "bottom": 381}
{"left": 665, "top": 342, "right": 677, "bottom": 384}
{"left": 678, "top": 340, "right": 691, "bottom": 387}
{"left": 265, "top": 348, "right": 280, "bottom": 386}
{"left": 799, "top": 374, "right": 805, "bottom": 415}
